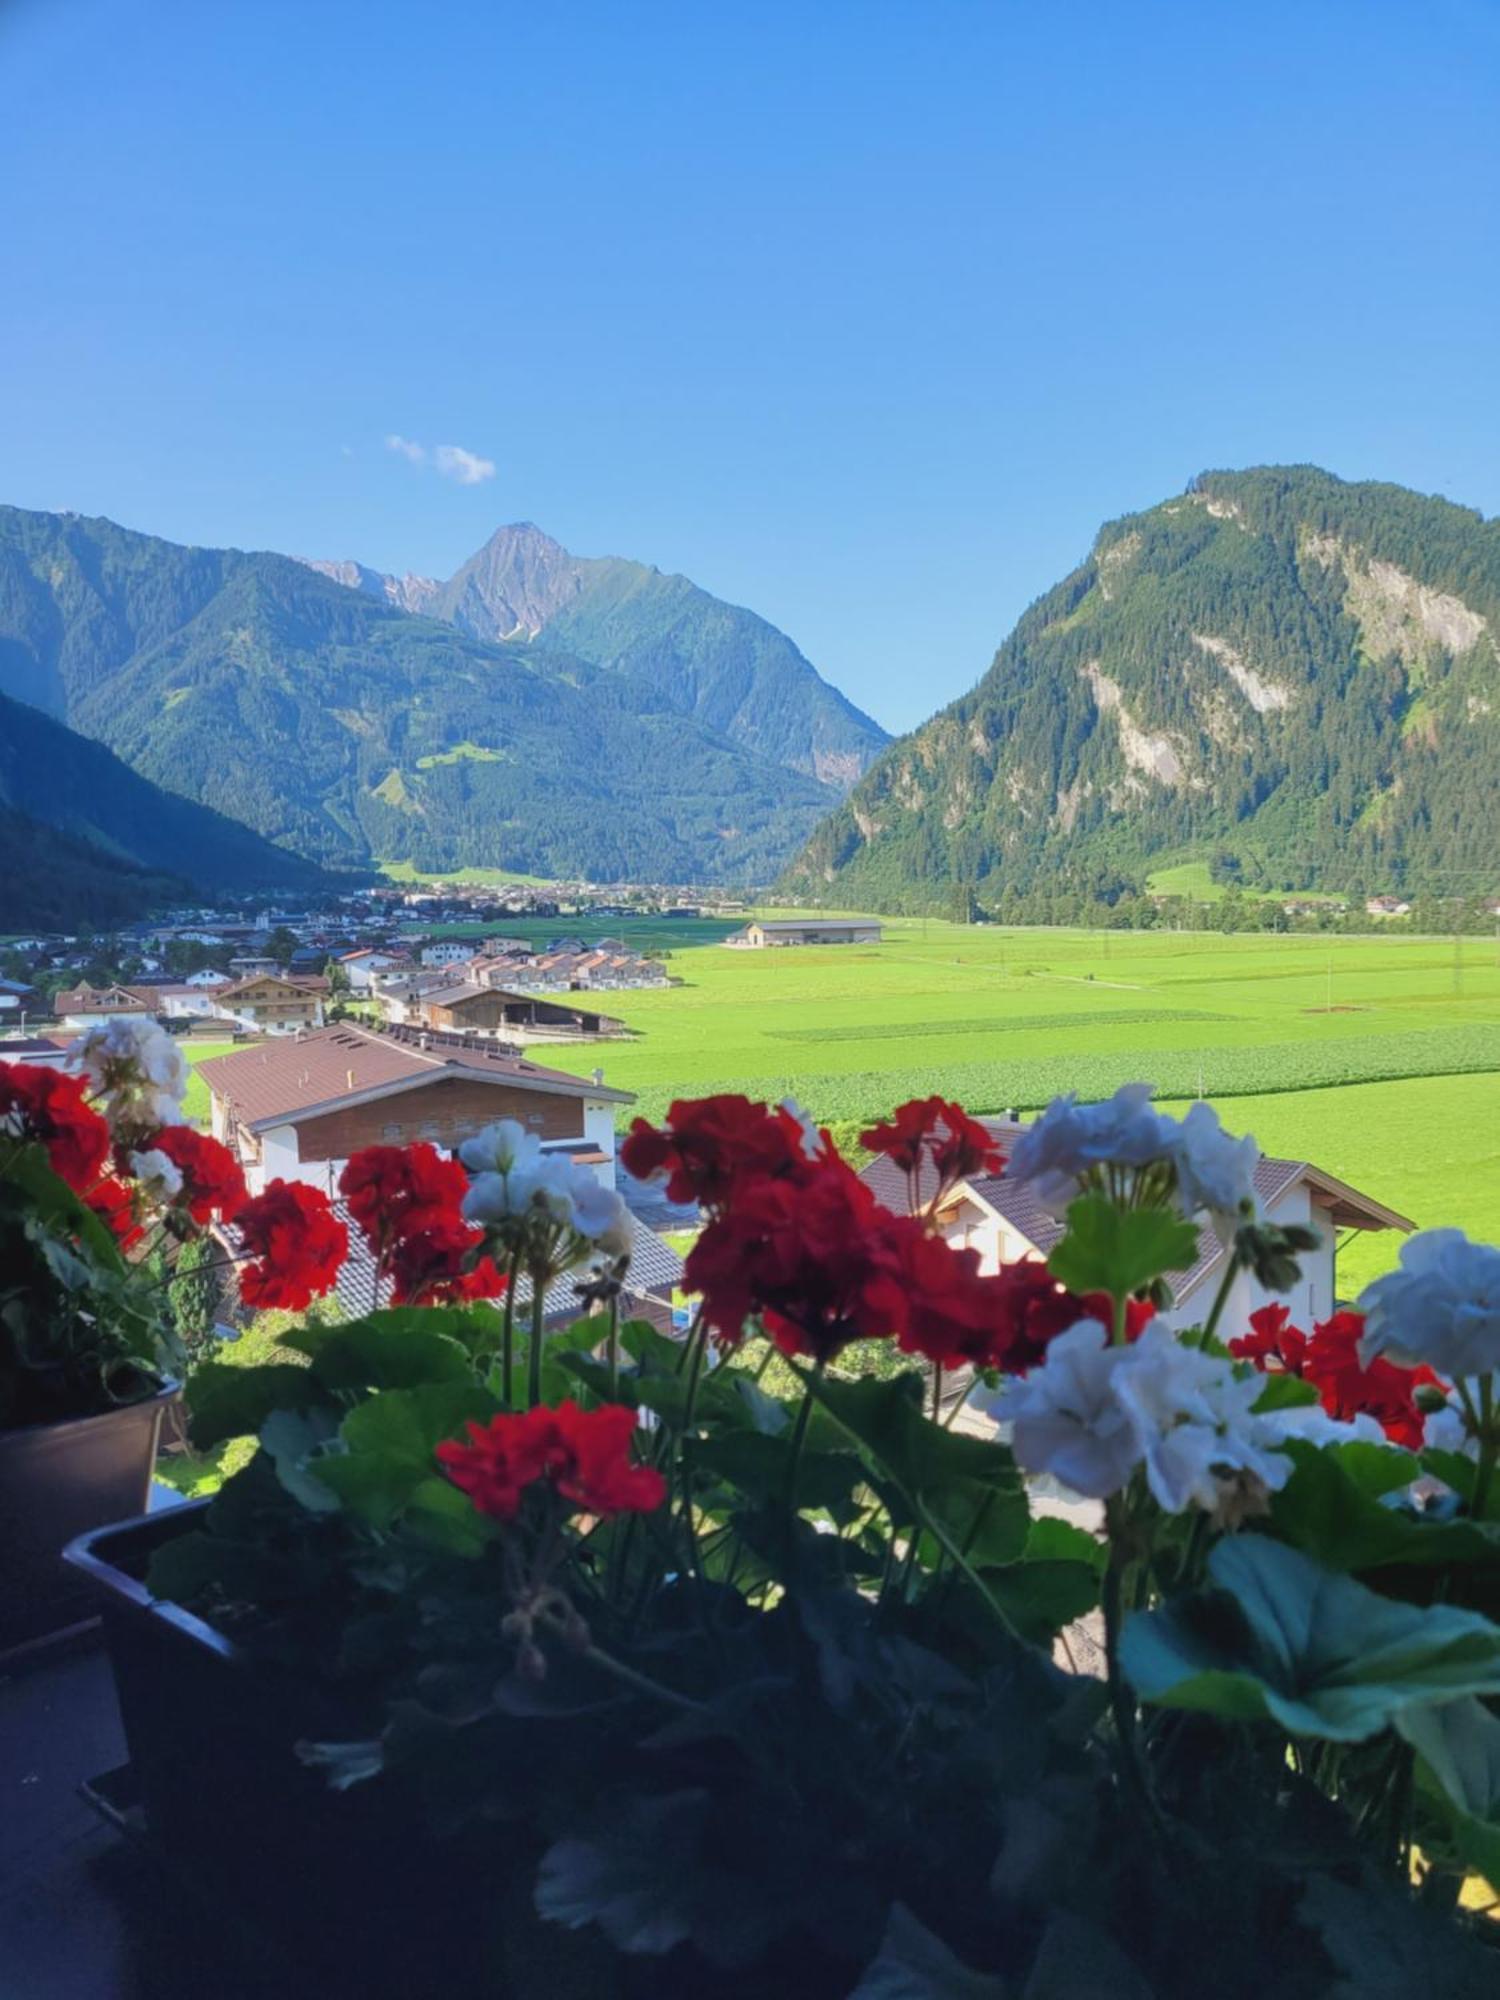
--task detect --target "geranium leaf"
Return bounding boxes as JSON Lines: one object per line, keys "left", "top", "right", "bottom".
{"left": 1396, "top": 1697, "right": 1500, "bottom": 1889}
{"left": 1047, "top": 1195, "right": 1199, "bottom": 1302}
{"left": 1122, "top": 1536, "right": 1500, "bottom": 1741}
{"left": 1267, "top": 1439, "right": 1497, "bottom": 1572}
{"left": 850, "top": 1903, "right": 1007, "bottom": 1998}
{"left": 312, "top": 1382, "right": 499, "bottom": 1528}
{"left": 292, "top": 1314, "right": 474, "bottom": 1391}
{"left": 186, "top": 1359, "right": 329, "bottom": 1448}
{"left": 260, "top": 1406, "right": 343, "bottom": 1513}
{"left": 1022, "top": 1913, "right": 1153, "bottom": 1998}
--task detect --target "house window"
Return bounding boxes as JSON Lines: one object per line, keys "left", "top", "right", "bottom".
{"left": 382, "top": 1123, "right": 402, "bottom": 1140}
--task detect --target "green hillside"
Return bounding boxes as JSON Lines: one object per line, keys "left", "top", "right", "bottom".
{"left": 0, "top": 507, "right": 842, "bottom": 885}
{"left": 0, "top": 686, "right": 328, "bottom": 911}
{"left": 784, "top": 466, "right": 1500, "bottom": 908}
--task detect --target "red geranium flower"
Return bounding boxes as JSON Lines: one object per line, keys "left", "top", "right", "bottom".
{"left": 620, "top": 1096, "right": 812, "bottom": 1209}
{"left": 861, "top": 1096, "right": 947, "bottom": 1176}
{"left": 1303, "top": 1308, "right": 1441, "bottom": 1451}
{"left": 0, "top": 1059, "right": 110, "bottom": 1192}
{"left": 339, "top": 1143, "right": 469, "bottom": 1262}
{"left": 86, "top": 1174, "right": 144, "bottom": 1250}
{"left": 388, "top": 1213, "right": 507, "bottom": 1306}
{"left": 862, "top": 1097, "right": 1003, "bottom": 1216}
{"left": 437, "top": 1400, "right": 665, "bottom": 1520}
{"left": 1228, "top": 1302, "right": 1312, "bottom": 1376}
{"left": 234, "top": 1180, "right": 349, "bottom": 1311}
{"left": 144, "top": 1124, "right": 247, "bottom": 1223}
{"left": 687, "top": 1155, "right": 909, "bottom": 1362}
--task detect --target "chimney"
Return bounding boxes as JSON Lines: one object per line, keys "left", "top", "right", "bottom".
{"left": 347, "top": 1069, "right": 355, "bottom": 1089}
{"left": 591, "top": 1067, "right": 605, "bottom": 1086}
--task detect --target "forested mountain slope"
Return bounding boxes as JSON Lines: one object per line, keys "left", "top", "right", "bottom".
{"left": 784, "top": 467, "right": 1500, "bottom": 908}
{"left": 306, "top": 521, "right": 888, "bottom": 788}
{"left": 0, "top": 508, "right": 840, "bottom": 884}
{"left": 0, "top": 687, "right": 326, "bottom": 896}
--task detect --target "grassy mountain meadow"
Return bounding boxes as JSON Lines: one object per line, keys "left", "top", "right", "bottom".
{"left": 784, "top": 466, "right": 1500, "bottom": 910}
{"left": 0, "top": 506, "right": 880, "bottom": 886}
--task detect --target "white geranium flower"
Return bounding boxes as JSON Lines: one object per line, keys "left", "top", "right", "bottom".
{"left": 1261, "top": 1403, "right": 1390, "bottom": 1449}
{"left": 1112, "top": 1322, "right": 1292, "bottom": 1513}
{"left": 569, "top": 1173, "right": 631, "bottom": 1249}
{"left": 1359, "top": 1230, "right": 1500, "bottom": 1380}
{"left": 1006, "top": 1083, "right": 1175, "bottom": 1216}
{"left": 461, "top": 1171, "right": 523, "bottom": 1226}
{"left": 458, "top": 1118, "right": 542, "bottom": 1177}
{"left": 128, "top": 1147, "right": 184, "bottom": 1204}
{"left": 71, "top": 1018, "right": 189, "bottom": 1131}
{"left": 1169, "top": 1101, "right": 1260, "bottom": 1233}
{"left": 1001, "top": 1321, "right": 1144, "bottom": 1499}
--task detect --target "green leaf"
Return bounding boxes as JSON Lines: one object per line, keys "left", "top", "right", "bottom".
{"left": 811, "top": 1372, "right": 1029, "bottom": 1569}
{"left": 1267, "top": 1439, "right": 1497, "bottom": 1573}
{"left": 289, "top": 1313, "right": 474, "bottom": 1392}
{"left": 1396, "top": 1697, "right": 1500, "bottom": 1888}
{"left": 850, "top": 1903, "right": 1007, "bottom": 1998}
{"left": 1046, "top": 1194, "right": 1199, "bottom": 1302}
{"left": 1023, "top": 1515, "right": 1107, "bottom": 1574}
{"left": 692, "top": 1430, "right": 860, "bottom": 1513}
{"left": 186, "top": 1360, "right": 329, "bottom": 1448}
{"left": 1122, "top": 1535, "right": 1500, "bottom": 1741}
{"left": 312, "top": 1381, "right": 500, "bottom": 1528}
{"left": 260, "top": 1406, "right": 343, "bottom": 1513}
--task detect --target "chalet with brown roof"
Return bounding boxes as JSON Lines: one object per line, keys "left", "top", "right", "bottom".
{"left": 53, "top": 985, "right": 159, "bottom": 1028}
{"left": 212, "top": 974, "right": 327, "bottom": 1037}
{"left": 860, "top": 1117, "right": 1413, "bottom": 1334}
{"left": 198, "top": 1022, "right": 633, "bottom": 1196}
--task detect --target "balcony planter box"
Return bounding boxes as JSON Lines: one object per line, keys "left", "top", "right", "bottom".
{"left": 63, "top": 1503, "right": 630, "bottom": 1999}
{"left": 0, "top": 1383, "right": 176, "bottom": 1658}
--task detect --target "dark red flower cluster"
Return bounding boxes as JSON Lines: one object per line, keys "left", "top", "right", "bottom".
{"left": 145, "top": 1124, "right": 248, "bottom": 1223}
{"left": 234, "top": 1179, "right": 349, "bottom": 1311}
{"left": 437, "top": 1400, "right": 666, "bottom": 1521}
{"left": 861, "top": 1096, "right": 1003, "bottom": 1208}
{"left": 1230, "top": 1303, "right": 1443, "bottom": 1449}
{"left": 338, "top": 1143, "right": 503, "bottom": 1306}
{"left": 86, "top": 1174, "right": 144, "bottom": 1250}
{"left": 621, "top": 1095, "right": 818, "bottom": 1208}
{"left": 388, "top": 1214, "right": 507, "bottom": 1307}
{"left": 0, "top": 1059, "right": 110, "bottom": 1193}
{"left": 630, "top": 1095, "right": 1104, "bottom": 1370}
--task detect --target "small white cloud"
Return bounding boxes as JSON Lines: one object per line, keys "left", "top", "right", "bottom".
{"left": 433, "top": 443, "right": 496, "bottom": 486}
{"left": 385, "top": 433, "right": 427, "bottom": 464}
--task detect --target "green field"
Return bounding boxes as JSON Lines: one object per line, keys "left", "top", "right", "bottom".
{"left": 182, "top": 1039, "right": 239, "bottom": 1124}
{"left": 534, "top": 918, "right": 1500, "bottom": 1284}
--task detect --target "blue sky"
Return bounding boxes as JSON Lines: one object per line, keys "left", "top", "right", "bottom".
{"left": 3, "top": 0, "right": 1498, "bottom": 734}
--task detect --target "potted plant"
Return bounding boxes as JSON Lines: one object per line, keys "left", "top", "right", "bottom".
{"left": 68, "top": 1089, "right": 1500, "bottom": 1995}
{"left": 0, "top": 1020, "right": 339, "bottom": 1655}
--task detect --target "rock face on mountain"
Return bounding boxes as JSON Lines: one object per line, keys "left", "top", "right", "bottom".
{"left": 306, "top": 522, "right": 888, "bottom": 789}
{"left": 0, "top": 507, "right": 841, "bottom": 885}
{"left": 783, "top": 466, "right": 1500, "bottom": 907}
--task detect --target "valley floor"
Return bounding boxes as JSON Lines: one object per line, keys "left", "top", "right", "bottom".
{"left": 534, "top": 917, "right": 1500, "bottom": 1288}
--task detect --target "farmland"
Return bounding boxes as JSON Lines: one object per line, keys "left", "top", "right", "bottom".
{"left": 540, "top": 917, "right": 1500, "bottom": 1282}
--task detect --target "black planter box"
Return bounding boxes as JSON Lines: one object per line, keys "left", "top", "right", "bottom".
{"left": 63, "top": 1503, "right": 571, "bottom": 1999}
{"left": 1, "top": 1384, "right": 176, "bottom": 1658}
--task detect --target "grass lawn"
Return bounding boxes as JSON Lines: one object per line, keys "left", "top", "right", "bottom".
{"left": 533, "top": 915, "right": 1500, "bottom": 1285}
{"left": 181, "top": 1039, "right": 242, "bottom": 1125}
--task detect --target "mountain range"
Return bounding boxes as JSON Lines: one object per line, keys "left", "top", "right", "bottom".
{"left": 784, "top": 466, "right": 1500, "bottom": 908}
{"left": 0, "top": 508, "right": 887, "bottom": 904}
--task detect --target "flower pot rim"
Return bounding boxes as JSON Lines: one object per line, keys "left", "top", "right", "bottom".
{"left": 0, "top": 1377, "right": 180, "bottom": 1446}
{"left": 62, "top": 1494, "right": 248, "bottom": 1668}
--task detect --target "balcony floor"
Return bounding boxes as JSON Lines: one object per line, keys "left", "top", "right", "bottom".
{"left": 1, "top": 1633, "right": 282, "bottom": 1998}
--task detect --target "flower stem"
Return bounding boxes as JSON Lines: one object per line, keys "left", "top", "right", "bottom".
{"left": 526, "top": 1274, "right": 545, "bottom": 1408}
{"left": 606, "top": 1294, "right": 621, "bottom": 1401}
{"left": 784, "top": 1357, "right": 823, "bottom": 1509}
{"left": 1473, "top": 1375, "right": 1497, "bottom": 1519}
{"left": 1196, "top": 1252, "right": 1242, "bottom": 1351}
{"left": 501, "top": 1251, "right": 520, "bottom": 1405}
